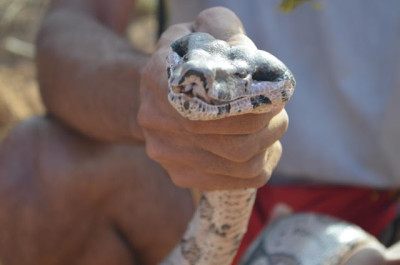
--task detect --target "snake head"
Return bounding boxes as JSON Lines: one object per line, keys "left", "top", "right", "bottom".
{"left": 167, "top": 33, "right": 295, "bottom": 120}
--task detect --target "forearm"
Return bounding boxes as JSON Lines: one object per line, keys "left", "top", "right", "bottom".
{"left": 37, "top": 5, "right": 147, "bottom": 143}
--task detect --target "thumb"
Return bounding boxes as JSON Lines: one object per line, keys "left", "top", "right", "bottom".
{"left": 193, "top": 7, "right": 256, "bottom": 48}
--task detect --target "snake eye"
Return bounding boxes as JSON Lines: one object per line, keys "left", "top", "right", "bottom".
{"left": 235, "top": 72, "right": 247, "bottom": 78}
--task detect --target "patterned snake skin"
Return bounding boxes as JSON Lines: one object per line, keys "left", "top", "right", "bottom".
{"left": 160, "top": 33, "right": 385, "bottom": 265}
{"left": 159, "top": 32, "right": 296, "bottom": 265}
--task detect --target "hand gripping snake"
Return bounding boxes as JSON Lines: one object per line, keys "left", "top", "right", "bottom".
{"left": 159, "top": 33, "right": 381, "bottom": 265}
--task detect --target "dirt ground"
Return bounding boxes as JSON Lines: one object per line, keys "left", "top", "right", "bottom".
{"left": 0, "top": 0, "right": 157, "bottom": 140}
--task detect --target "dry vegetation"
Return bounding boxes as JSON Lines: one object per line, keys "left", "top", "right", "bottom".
{"left": 0, "top": 0, "right": 157, "bottom": 140}
{"left": 0, "top": 0, "right": 48, "bottom": 139}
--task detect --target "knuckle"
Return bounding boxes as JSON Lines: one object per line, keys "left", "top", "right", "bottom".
{"left": 170, "top": 175, "right": 191, "bottom": 189}
{"left": 182, "top": 121, "right": 197, "bottom": 133}
{"left": 251, "top": 170, "right": 271, "bottom": 188}
{"left": 196, "top": 7, "right": 238, "bottom": 23}
{"left": 247, "top": 153, "right": 268, "bottom": 178}
{"left": 235, "top": 152, "right": 268, "bottom": 179}
{"left": 145, "top": 140, "right": 165, "bottom": 161}
{"left": 182, "top": 121, "right": 206, "bottom": 134}
{"left": 225, "top": 142, "right": 255, "bottom": 162}
{"left": 137, "top": 98, "right": 159, "bottom": 130}
{"left": 146, "top": 145, "right": 161, "bottom": 161}
{"left": 227, "top": 150, "right": 252, "bottom": 163}
{"left": 245, "top": 118, "right": 267, "bottom": 134}
{"left": 266, "top": 109, "right": 289, "bottom": 142}
{"left": 276, "top": 109, "right": 289, "bottom": 135}
{"left": 214, "top": 150, "right": 265, "bottom": 179}
{"left": 169, "top": 171, "right": 205, "bottom": 189}
{"left": 137, "top": 109, "right": 149, "bottom": 128}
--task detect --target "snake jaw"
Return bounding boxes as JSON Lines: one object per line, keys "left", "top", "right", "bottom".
{"left": 167, "top": 79, "right": 293, "bottom": 120}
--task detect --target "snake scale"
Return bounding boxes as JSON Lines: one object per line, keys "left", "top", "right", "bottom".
{"left": 160, "top": 33, "right": 381, "bottom": 265}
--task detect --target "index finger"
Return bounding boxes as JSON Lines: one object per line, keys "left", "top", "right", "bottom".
{"left": 193, "top": 7, "right": 256, "bottom": 48}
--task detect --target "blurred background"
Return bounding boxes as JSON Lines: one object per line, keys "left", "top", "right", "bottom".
{"left": 0, "top": 0, "right": 158, "bottom": 140}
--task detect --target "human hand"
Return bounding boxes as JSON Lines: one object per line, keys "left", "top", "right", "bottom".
{"left": 138, "top": 7, "right": 289, "bottom": 191}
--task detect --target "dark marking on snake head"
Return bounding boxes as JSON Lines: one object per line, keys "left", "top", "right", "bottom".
{"left": 217, "top": 106, "right": 224, "bottom": 115}
{"left": 284, "top": 70, "right": 296, "bottom": 87}
{"left": 183, "top": 101, "right": 190, "bottom": 110}
{"left": 226, "top": 104, "right": 231, "bottom": 113}
{"left": 167, "top": 67, "right": 171, "bottom": 79}
{"left": 252, "top": 53, "right": 288, "bottom": 82}
{"left": 252, "top": 66, "right": 283, "bottom": 82}
{"left": 171, "top": 35, "right": 190, "bottom": 57}
{"left": 179, "top": 69, "right": 207, "bottom": 90}
{"left": 281, "top": 90, "right": 289, "bottom": 102}
{"left": 217, "top": 104, "right": 231, "bottom": 115}
{"left": 290, "top": 75, "right": 296, "bottom": 87}
{"left": 251, "top": 95, "right": 271, "bottom": 108}
{"left": 217, "top": 90, "right": 232, "bottom": 101}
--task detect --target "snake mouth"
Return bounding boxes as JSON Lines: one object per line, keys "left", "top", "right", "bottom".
{"left": 168, "top": 80, "right": 294, "bottom": 120}
{"left": 169, "top": 87, "right": 275, "bottom": 110}
{"left": 170, "top": 83, "right": 244, "bottom": 106}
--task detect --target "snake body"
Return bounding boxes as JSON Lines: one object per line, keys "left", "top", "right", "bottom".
{"left": 160, "top": 32, "right": 295, "bottom": 265}
{"left": 240, "top": 213, "right": 382, "bottom": 265}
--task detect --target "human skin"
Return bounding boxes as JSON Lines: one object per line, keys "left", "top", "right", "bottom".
{"left": 1, "top": 1, "right": 399, "bottom": 264}
{"left": 37, "top": 1, "right": 288, "bottom": 191}
{"left": 0, "top": 2, "right": 288, "bottom": 265}
{"left": 0, "top": 117, "right": 194, "bottom": 265}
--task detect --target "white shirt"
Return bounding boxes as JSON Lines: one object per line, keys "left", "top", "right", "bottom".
{"left": 168, "top": 0, "right": 400, "bottom": 188}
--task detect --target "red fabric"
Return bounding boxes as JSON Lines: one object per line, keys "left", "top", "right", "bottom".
{"left": 232, "top": 184, "right": 399, "bottom": 265}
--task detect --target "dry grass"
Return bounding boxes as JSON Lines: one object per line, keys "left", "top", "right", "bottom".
{"left": 0, "top": 0, "right": 49, "bottom": 139}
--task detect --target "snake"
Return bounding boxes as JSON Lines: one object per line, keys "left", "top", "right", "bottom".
{"left": 159, "top": 32, "right": 294, "bottom": 265}
{"left": 159, "top": 32, "right": 381, "bottom": 265}
{"left": 239, "top": 213, "right": 384, "bottom": 265}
